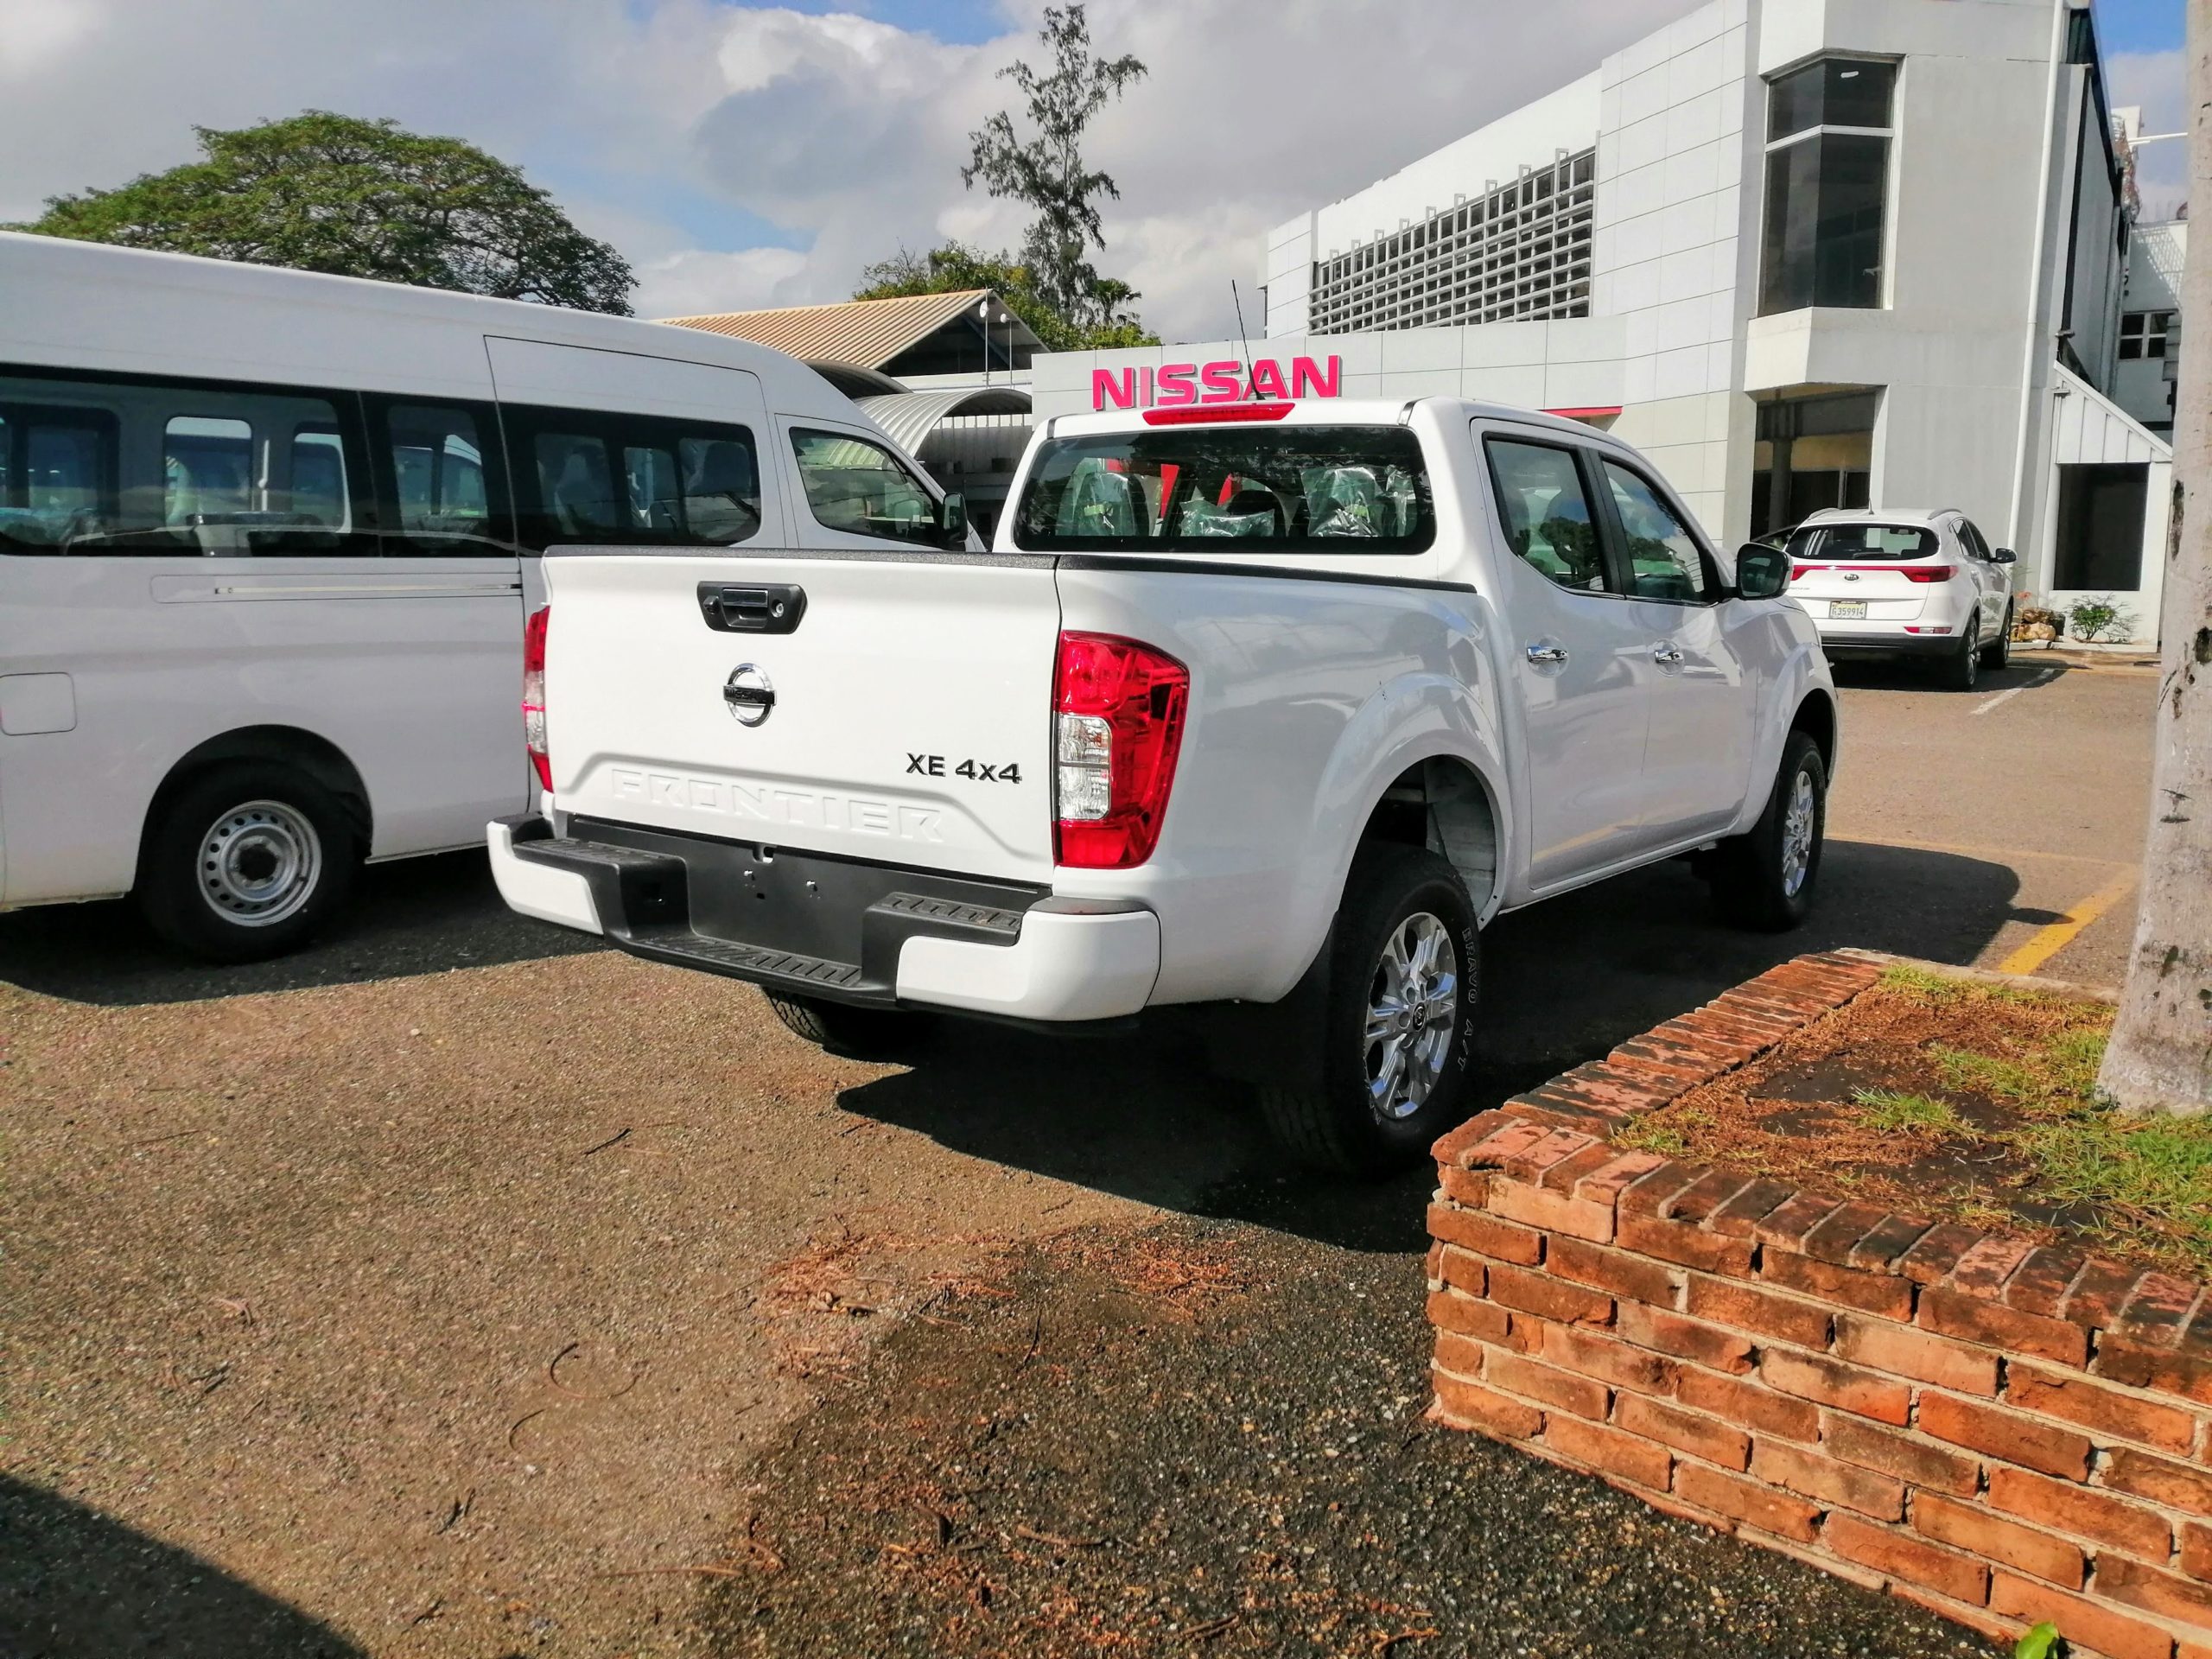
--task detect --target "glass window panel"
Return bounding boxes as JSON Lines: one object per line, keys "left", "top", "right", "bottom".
{"left": 165, "top": 416, "right": 254, "bottom": 525}
{"left": 1760, "top": 132, "right": 1888, "bottom": 314}
{"left": 1484, "top": 439, "right": 1607, "bottom": 592}
{"left": 1769, "top": 57, "right": 1894, "bottom": 139}
{"left": 679, "top": 436, "right": 761, "bottom": 542}
{"left": 624, "top": 443, "right": 683, "bottom": 533}
{"left": 386, "top": 404, "right": 501, "bottom": 554}
{"left": 791, "top": 428, "right": 938, "bottom": 546}
{"left": 289, "top": 429, "right": 349, "bottom": 529}
{"left": 534, "top": 433, "right": 623, "bottom": 537}
{"left": 1603, "top": 460, "right": 1713, "bottom": 601}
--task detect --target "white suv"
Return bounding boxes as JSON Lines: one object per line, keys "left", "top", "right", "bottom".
{"left": 1783, "top": 508, "right": 2018, "bottom": 690}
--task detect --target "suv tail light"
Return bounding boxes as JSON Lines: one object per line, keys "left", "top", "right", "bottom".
{"left": 523, "top": 604, "right": 551, "bottom": 791}
{"left": 1053, "top": 632, "right": 1188, "bottom": 868}
{"left": 1901, "top": 566, "right": 1955, "bottom": 583}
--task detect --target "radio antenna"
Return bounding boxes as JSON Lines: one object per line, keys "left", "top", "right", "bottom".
{"left": 1230, "top": 279, "right": 1255, "bottom": 398}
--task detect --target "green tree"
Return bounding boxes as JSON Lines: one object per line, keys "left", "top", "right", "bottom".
{"left": 12, "top": 111, "right": 635, "bottom": 315}
{"left": 854, "top": 240, "right": 1153, "bottom": 352}
{"left": 961, "top": 3, "right": 1147, "bottom": 336}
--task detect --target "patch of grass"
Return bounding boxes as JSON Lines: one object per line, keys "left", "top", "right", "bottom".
{"left": 1932, "top": 1045, "right": 2046, "bottom": 1105}
{"left": 1851, "top": 1088, "right": 1961, "bottom": 1135}
{"left": 2010, "top": 1105, "right": 2212, "bottom": 1267}
{"left": 1879, "top": 962, "right": 2065, "bottom": 1009}
{"left": 1614, "top": 1109, "right": 1710, "bottom": 1160}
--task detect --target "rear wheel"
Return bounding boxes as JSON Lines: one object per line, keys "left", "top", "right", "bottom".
{"left": 1708, "top": 730, "right": 1826, "bottom": 931}
{"left": 764, "top": 992, "right": 933, "bottom": 1060}
{"left": 1258, "top": 844, "right": 1479, "bottom": 1175}
{"left": 137, "top": 761, "right": 359, "bottom": 963}
{"left": 1936, "top": 615, "right": 1981, "bottom": 690}
{"left": 1980, "top": 603, "right": 2013, "bottom": 671}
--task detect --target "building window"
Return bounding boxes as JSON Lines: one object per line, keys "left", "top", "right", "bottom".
{"left": 2119, "top": 310, "right": 2177, "bottom": 359}
{"left": 1758, "top": 58, "right": 1895, "bottom": 315}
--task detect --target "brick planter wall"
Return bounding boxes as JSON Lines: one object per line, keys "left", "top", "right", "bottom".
{"left": 1427, "top": 952, "right": 2212, "bottom": 1659}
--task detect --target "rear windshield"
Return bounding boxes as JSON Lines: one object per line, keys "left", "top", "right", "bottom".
{"left": 1787, "top": 523, "right": 1938, "bottom": 561}
{"left": 1011, "top": 424, "right": 1434, "bottom": 554}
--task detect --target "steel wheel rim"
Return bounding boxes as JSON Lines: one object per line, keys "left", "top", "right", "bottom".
{"left": 1364, "top": 911, "right": 1459, "bottom": 1122}
{"left": 1779, "top": 771, "right": 1817, "bottom": 898}
{"left": 197, "top": 799, "right": 321, "bottom": 927}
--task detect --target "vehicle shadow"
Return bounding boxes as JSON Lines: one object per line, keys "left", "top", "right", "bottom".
{"left": 0, "top": 849, "right": 604, "bottom": 1008}
{"left": 834, "top": 840, "right": 2034, "bottom": 1255}
{"left": 1825, "top": 656, "right": 2070, "bottom": 694}
{"left": 0, "top": 1476, "right": 364, "bottom": 1658}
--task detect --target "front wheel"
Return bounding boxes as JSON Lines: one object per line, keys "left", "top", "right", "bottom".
{"left": 1258, "top": 844, "right": 1480, "bottom": 1175}
{"left": 137, "top": 761, "right": 359, "bottom": 963}
{"left": 1708, "top": 731, "right": 1827, "bottom": 932}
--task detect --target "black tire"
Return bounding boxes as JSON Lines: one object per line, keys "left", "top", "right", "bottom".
{"left": 137, "top": 760, "right": 359, "bottom": 963}
{"left": 1257, "top": 844, "right": 1480, "bottom": 1176}
{"left": 1936, "top": 614, "right": 1981, "bottom": 690}
{"left": 764, "top": 992, "right": 933, "bottom": 1060}
{"left": 1980, "top": 604, "right": 2012, "bottom": 671}
{"left": 1709, "top": 730, "right": 1827, "bottom": 932}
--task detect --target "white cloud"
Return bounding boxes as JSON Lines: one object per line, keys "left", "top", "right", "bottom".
{"left": 632, "top": 245, "right": 810, "bottom": 317}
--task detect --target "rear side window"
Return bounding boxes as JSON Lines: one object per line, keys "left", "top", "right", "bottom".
{"left": 505, "top": 405, "right": 760, "bottom": 551}
{"left": 374, "top": 400, "right": 507, "bottom": 555}
{"left": 790, "top": 428, "right": 937, "bottom": 546}
{"left": 1787, "top": 523, "right": 1938, "bottom": 561}
{"left": 1484, "top": 438, "right": 1605, "bottom": 592}
{"left": 1012, "top": 424, "right": 1433, "bottom": 554}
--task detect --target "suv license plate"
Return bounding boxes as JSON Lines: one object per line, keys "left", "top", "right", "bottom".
{"left": 1828, "top": 600, "right": 1867, "bottom": 620}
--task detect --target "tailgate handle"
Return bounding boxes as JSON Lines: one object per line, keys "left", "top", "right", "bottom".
{"left": 698, "top": 582, "right": 805, "bottom": 634}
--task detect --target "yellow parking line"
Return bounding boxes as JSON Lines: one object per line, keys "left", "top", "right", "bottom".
{"left": 1831, "top": 832, "right": 2134, "bottom": 870}
{"left": 1997, "top": 869, "right": 2139, "bottom": 977}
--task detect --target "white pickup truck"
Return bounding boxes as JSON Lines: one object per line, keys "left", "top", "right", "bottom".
{"left": 490, "top": 396, "right": 1836, "bottom": 1171}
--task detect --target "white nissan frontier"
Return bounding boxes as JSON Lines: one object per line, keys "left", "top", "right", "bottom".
{"left": 489, "top": 395, "right": 1836, "bottom": 1172}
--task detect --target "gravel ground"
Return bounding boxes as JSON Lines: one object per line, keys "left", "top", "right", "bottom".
{"left": 702, "top": 1222, "right": 1999, "bottom": 1659}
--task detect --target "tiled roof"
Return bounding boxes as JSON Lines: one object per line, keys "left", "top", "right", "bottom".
{"left": 657, "top": 289, "right": 994, "bottom": 370}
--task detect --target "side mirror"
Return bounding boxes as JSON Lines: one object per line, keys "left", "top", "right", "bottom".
{"left": 1734, "top": 542, "right": 1790, "bottom": 600}
{"left": 938, "top": 491, "right": 969, "bottom": 549}
{"left": 1992, "top": 547, "right": 2018, "bottom": 564}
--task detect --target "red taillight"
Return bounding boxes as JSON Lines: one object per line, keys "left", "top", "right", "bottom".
{"left": 1140, "top": 401, "right": 1295, "bottom": 426}
{"left": 1901, "top": 566, "right": 1955, "bottom": 583}
{"left": 1792, "top": 564, "right": 1815, "bottom": 580}
{"left": 1052, "top": 632, "right": 1188, "bottom": 869}
{"left": 523, "top": 604, "right": 551, "bottom": 792}
{"left": 1795, "top": 562, "right": 1954, "bottom": 582}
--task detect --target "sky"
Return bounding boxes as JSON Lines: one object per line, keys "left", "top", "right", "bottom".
{"left": 0, "top": 0, "right": 2188, "bottom": 342}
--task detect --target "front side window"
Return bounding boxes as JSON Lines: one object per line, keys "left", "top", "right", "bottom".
{"left": 1785, "top": 522, "right": 1938, "bottom": 561}
{"left": 506, "top": 406, "right": 760, "bottom": 551}
{"left": 1013, "top": 424, "right": 1433, "bottom": 554}
{"left": 791, "top": 428, "right": 938, "bottom": 546}
{"left": 1759, "top": 58, "right": 1895, "bottom": 315}
{"left": 1603, "top": 461, "right": 1713, "bottom": 601}
{"left": 1484, "top": 438, "right": 1606, "bottom": 592}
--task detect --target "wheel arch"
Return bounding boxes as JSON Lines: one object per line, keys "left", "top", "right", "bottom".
{"left": 1353, "top": 752, "right": 1507, "bottom": 920}
{"left": 1789, "top": 688, "right": 1838, "bottom": 780}
{"left": 139, "top": 726, "right": 373, "bottom": 876}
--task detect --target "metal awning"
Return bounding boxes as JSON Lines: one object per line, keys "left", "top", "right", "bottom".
{"left": 854, "top": 387, "right": 1032, "bottom": 455}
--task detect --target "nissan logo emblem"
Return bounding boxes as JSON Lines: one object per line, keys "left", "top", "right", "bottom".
{"left": 722, "top": 664, "right": 776, "bottom": 727}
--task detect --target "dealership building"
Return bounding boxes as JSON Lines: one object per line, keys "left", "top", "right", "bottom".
{"left": 1027, "top": 0, "right": 2184, "bottom": 640}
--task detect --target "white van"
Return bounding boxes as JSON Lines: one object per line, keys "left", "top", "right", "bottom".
{"left": 0, "top": 232, "right": 961, "bottom": 960}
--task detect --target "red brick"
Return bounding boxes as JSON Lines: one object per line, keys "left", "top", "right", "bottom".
{"left": 2099, "top": 1554, "right": 2212, "bottom": 1627}
{"left": 1430, "top": 1109, "right": 1519, "bottom": 1169}
{"left": 1822, "top": 1414, "right": 1980, "bottom": 1497}
{"left": 1437, "top": 1163, "right": 1490, "bottom": 1208}
{"left": 1988, "top": 1465, "right": 2173, "bottom": 1560}
{"left": 1988, "top": 1570, "right": 2177, "bottom": 1659}
{"left": 1918, "top": 1394, "right": 2091, "bottom": 1480}
{"left": 1896, "top": 1223, "right": 1986, "bottom": 1285}
{"left": 1749, "top": 1192, "right": 1844, "bottom": 1254}
{"left": 2097, "top": 1338, "right": 2212, "bottom": 1407}
{"left": 1673, "top": 1461, "right": 1820, "bottom": 1542}
{"left": 2006, "top": 1363, "right": 2201, "bottom": 1454}
{"left": 1484, "top": 1263, "right": 1612, "bottom": 1327}
{"left": 1704, "top": 1177, "right": 1797, "bottom": 1237}
{"left": 1425, "top": 1240, "right": 1444, "bottom": 1283}
{"left": 1760, "top": 1249, "right": 1915, "bottom": 1319}
{"left": 1431, "top": 1368, "right": 1542, "bottom": 1440}
{"left": 1761, "top": 1350, "right": 1911, "bottom": 1426}
{"left": 1433, "top": 1329, "right": 1488, "bottom": 1376}
{"left": 1917, "top": 1284, "right": 2090, "bottom": 1368}
{"left": 2117, "top": 1272, "right": 2206, "bottom": 1350}
{"left": 1948, "top": 1234, "right": 2035, "bottom": 1295}
{"left": 1616, "top": 1302, "right": 1755, "bottom": 1376}
{"left": 1834, "top": 1313, "right": 1999, "bottom": 1395}
{"left": 1436, "top": 1245, "right": 1485, "bottom": 1298}
{"left": 1750, "top": 1438, "right": 1904, "bottom": 1520}
{"left": 1547, "top": 1235, "right": 1676, "bottom": 1306}
{"left": 2063, "top": 1257, "right": 2146, "bottom": 1328}
{"left": 1617, "top": 1160, "right": 1705, "bottom": 1217}
{"left": 1532, "top": 1321, "right": 1678, "bottom": 1396}
{"left": 1846, "top": 1213, "right": 1934, "bottom": 1272}
{"left": 1912, "top": 1491, "right": 2084, "bottom": 1588}
{"left": 1571, "top": 1150, "right": 1669, "bottom": 1205}
{"left": 1542, "top": 1411, "right": 1673, "bottom": 1491}
{"left": 1678, "top": 1369, "right": 1819, "bottom": 1443}
{"left": 1427, "top": 1288, "right": 1511, "bottom": 1345}
{"left": 1617, "top": 1393, "right": 1751, "bottom": 1470}
{"left": 1663, "top": 1169, "right": 1757, "bottom": 1225}
{"left": 2005, "top": 1247, "right": 2092, "bottom": 1319}
{"left": 1540, "top": 1141, "right": 1625, "bottom": 1193}
{"left": 2105, "top": 1447, "right": 2212, "bottom": 1518}
{"left": 2183, "top": 1520, "right": 2212, "bottom": 1581}
{"left": 1821, "top": 1511, "right": 1990, "bottom": 1605}
{"left": 1801, "top": 1201, "right": 1893, "bottom": 1266}
{"left": 1617, "top": 1211, "right": 1755, "bottom": 1275}
{"left": 1456, "top": 1116, "right": 1552, "bottom": 1169}
{"left": 1488, "top": 1176, "right": 1616, "bottom": 1243}
{"left": 1684, "top": 1275, "right": 1834, "bottom": 1348}
{"left": 1427, "top": 1202, "right": 1545, "bottom": 1266}
{"left": 1485, "top": 1349, "right": 1609, "bottom": 1421}
{"left": 1497, "top": 1126, "right": 1601, "bottom": 1181}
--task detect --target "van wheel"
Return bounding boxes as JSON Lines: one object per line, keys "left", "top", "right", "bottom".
{"left": 1258, "top": 845, "right": 1480, "bottom": 1176}
{"left": 137, "top": 762, "right": 359, "bottom": 963}
{"left": 764, "top": 992, "right": 932, "bottom": 1060}
{"left": 1709, "top": 731, "right": 1826, "bottom": 931}
{"left": 1980, "top": 605, "right": 2013, "bottom": 671}
{"left": 1937, "top": 618, "right": 1981, "bottom": 690}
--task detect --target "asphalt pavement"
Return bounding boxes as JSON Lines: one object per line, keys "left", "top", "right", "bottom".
{"left": 0, "top": 651, "right": 2160, "bottom": 1657}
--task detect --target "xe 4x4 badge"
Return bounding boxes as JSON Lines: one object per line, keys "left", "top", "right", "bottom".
{"left": 907, "top": 753, "right": 1024, "bottom": 784}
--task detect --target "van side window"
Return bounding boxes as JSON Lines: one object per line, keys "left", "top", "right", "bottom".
{"left": 0, "top": 370, "right": 373, "bottom": 556}
{"left": 790, "top": 427, "right": 938, "bottom": 547}
{"left": 503, "top": 405, "right": 760, "bottom": 551}
{"left": 372, "top": 400, "right": 508, "bottom": 556}
{"left": 1484, "top": 437, "right": 1609, "bottom": 593}
{"left": 1601, "top": 460, "right": 1715, "bottom": 602}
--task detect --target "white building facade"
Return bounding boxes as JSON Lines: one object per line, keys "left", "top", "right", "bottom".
{"left": 1027, "top": 0, "right": 2179, "bottom": 640}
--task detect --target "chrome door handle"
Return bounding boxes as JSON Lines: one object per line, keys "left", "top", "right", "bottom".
{"left": 1525, "top": 643, "right": 1569, "bottom": 664}
{"left": 1650, "top": 642, "right": 1685, "bottom": 666}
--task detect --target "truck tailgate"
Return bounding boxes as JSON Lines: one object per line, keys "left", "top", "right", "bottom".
{"left": 542, "top": 552, "right": 1060, "bottom": 881}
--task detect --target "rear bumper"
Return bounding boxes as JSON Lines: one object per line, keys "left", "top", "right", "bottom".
{"left": 1816, "top": 630, "right": 1960, "bottom": 658}
{"left": 487, "top": 814, "right": 1160, "bottom": 1023}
